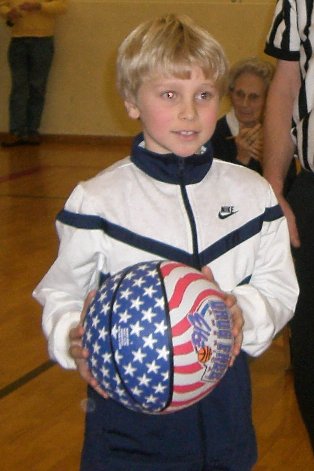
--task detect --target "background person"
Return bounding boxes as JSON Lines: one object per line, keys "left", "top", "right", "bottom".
{"left": 263, "top": 0, "right": 314, "bottom": 452}
{"left": 0, "top": 0, "right": 67, "bottom": 147}
{"left": 211, "top": 57, "right": 296, "bottom": 194}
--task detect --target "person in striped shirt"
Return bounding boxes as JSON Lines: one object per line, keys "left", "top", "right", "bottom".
{"left": 264, "top": 0, "right": 314, "bottom": 452}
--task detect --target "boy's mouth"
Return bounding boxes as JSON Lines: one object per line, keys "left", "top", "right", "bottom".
{"left": 174, "top": 130, "right": 198, "bottom": 136}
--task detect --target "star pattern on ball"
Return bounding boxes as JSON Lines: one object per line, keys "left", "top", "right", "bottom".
{"left": 83, "top": 261, "right": 172, "bottom": 413}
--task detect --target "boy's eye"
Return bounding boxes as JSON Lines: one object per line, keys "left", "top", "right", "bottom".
{"left": 198, "top": 91, "right": 212, "bottom": 100}
{"left": 162, "top": 91, "right": 176, "bottom": 99}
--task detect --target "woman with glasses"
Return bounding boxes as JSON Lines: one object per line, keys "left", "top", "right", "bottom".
{"left": 212, "top": 57, "right": 273, "bottom": 173}
{"left": 211, "top": 57, "right": 296, "bottom": 193}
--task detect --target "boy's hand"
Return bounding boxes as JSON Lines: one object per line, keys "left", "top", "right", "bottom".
{"left": 222, "top": 291, "right": 243, "bottom": 366}
{"left": 69, "top": 291, "right": 108, "bottom": 399}
{"left": 201, "top": 266, "right": 244, "bottom": 366}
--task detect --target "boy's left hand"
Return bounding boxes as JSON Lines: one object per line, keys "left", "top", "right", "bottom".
{"left": 201, "top": 266, "right": 244, "bottom": 366}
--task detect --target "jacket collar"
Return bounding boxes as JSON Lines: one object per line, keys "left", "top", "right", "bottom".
{"left": 225, "top": 108, "right": 239, "bottom": 136}
{"left": 130, "top": 133, "right": 213, "bottom": 185}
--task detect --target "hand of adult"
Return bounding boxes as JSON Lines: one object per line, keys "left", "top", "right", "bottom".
{"left": 7, "top": 7, "right": 22, "bottom": 21}
{"left": 236, "top": 123, "right": 263, "bottom": 164}
{"left": 277, "top": 194, "right": 301, "bottom": 248}
{"left": 19, "top": 1, "right": 41, "bottom": 11}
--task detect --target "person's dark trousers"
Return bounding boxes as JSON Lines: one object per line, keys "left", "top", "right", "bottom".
{"left": 8, "top": 36, "right": 54, "bottom": 137}
{"left": 287, "top": 169, "right": 314, "bottom": 452}
{"left": 80, "top": 352, "right": 256, "bottom": 470}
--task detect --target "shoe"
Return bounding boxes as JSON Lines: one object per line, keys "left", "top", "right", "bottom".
{"left": 1, "top": 134, "right": 29, "bottom": 147}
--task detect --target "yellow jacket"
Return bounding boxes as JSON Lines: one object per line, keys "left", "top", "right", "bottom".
{"left": 0, "top": 0, "right": 67, "bottom": 37}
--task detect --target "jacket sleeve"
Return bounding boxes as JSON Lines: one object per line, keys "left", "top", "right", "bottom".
{"left": 33, "top": 184, "right": 107, "bottom": 369}
{"left": 233, "top": 185, "right": 299, "bottom": 357}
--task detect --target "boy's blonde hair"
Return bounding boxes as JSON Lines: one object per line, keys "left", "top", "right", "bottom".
{"left": 117, "top": 14, "right": 228, "bottom": 101}
{"left": 228, "top": 57, "right": 275, "bottom": 93}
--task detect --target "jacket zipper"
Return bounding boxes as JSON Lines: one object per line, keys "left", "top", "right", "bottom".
{"left": 178, "top": 159, "right": 201, "bottom": 271}
{"left": 177, "top": 161, "right": 207, "bottom": 471}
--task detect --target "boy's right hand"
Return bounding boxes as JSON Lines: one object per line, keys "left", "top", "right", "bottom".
{"left": 69, "top": 291, "right": 108, "bottom": 399}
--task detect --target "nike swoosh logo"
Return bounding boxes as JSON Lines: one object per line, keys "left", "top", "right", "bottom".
{"left": 218, "top": 210, "right": 238, "bottom": 219}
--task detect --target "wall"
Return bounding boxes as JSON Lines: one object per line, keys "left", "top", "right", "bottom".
{"left": 0, "top": 0, "right": 276, "bottom": 137}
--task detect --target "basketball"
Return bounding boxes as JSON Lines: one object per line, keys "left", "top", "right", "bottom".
{"left": 83, "top": 260, "right": 233, "bottom": 414}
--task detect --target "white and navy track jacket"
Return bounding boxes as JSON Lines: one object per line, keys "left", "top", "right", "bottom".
{"left": 33, "top": 134, "right": 299, "bottom": 370}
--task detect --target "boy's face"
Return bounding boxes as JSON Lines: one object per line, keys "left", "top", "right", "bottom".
{"left": 125, "top": 66, "right": 220, "bottom": 158}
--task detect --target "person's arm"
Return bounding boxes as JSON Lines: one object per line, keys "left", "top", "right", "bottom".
{"left": 19, "top": 0, "right": 67, "bottom": 15}
{"left": 234, "top": 195, "right": 299, "bottom": 356}
{"left": 0, "top": 1, "right": 9, "bottom": 18}
{"left": 41, "top": 0, "right": 67, "bottom": 15}
{"left": 0, "top": 1, "right": 22, "bottom": 22}
{"left": 33, "top": 184, "right": 107, "bottom": 369}
{"left": 263, "top": 59, "right": 301, "bottom": 247}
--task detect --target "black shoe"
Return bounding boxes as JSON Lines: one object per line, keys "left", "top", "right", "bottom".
{"left": 1, "top": 134, "right": 29, "bottom": 147}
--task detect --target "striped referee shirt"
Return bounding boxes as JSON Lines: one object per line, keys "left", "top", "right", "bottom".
{"left": 265, "top": 0, "right": 314, "bottom": 172}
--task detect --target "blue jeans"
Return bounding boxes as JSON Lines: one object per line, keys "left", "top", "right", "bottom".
{"left": 8, "top": 36, "right": 54, "bottom": 136}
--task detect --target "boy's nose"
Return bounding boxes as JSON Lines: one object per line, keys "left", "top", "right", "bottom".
{"left": 178, "top": 99, "right": 197, "bottom": 120}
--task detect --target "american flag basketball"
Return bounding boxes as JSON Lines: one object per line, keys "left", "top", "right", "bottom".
{"left": 83, "top": 260, "right": 233, "bottom": 414}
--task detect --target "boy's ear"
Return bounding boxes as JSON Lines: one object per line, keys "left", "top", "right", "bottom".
{"left": 124, "top": 100, "right": 140, "bottom": 120}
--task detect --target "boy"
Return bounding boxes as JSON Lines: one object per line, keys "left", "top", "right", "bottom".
{"left": 33, "top": 14, "right": 299, "bottom": 470}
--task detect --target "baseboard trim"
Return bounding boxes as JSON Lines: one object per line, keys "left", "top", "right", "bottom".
{"left": 0, "top": 132, "right": 133, "bottom": 146}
